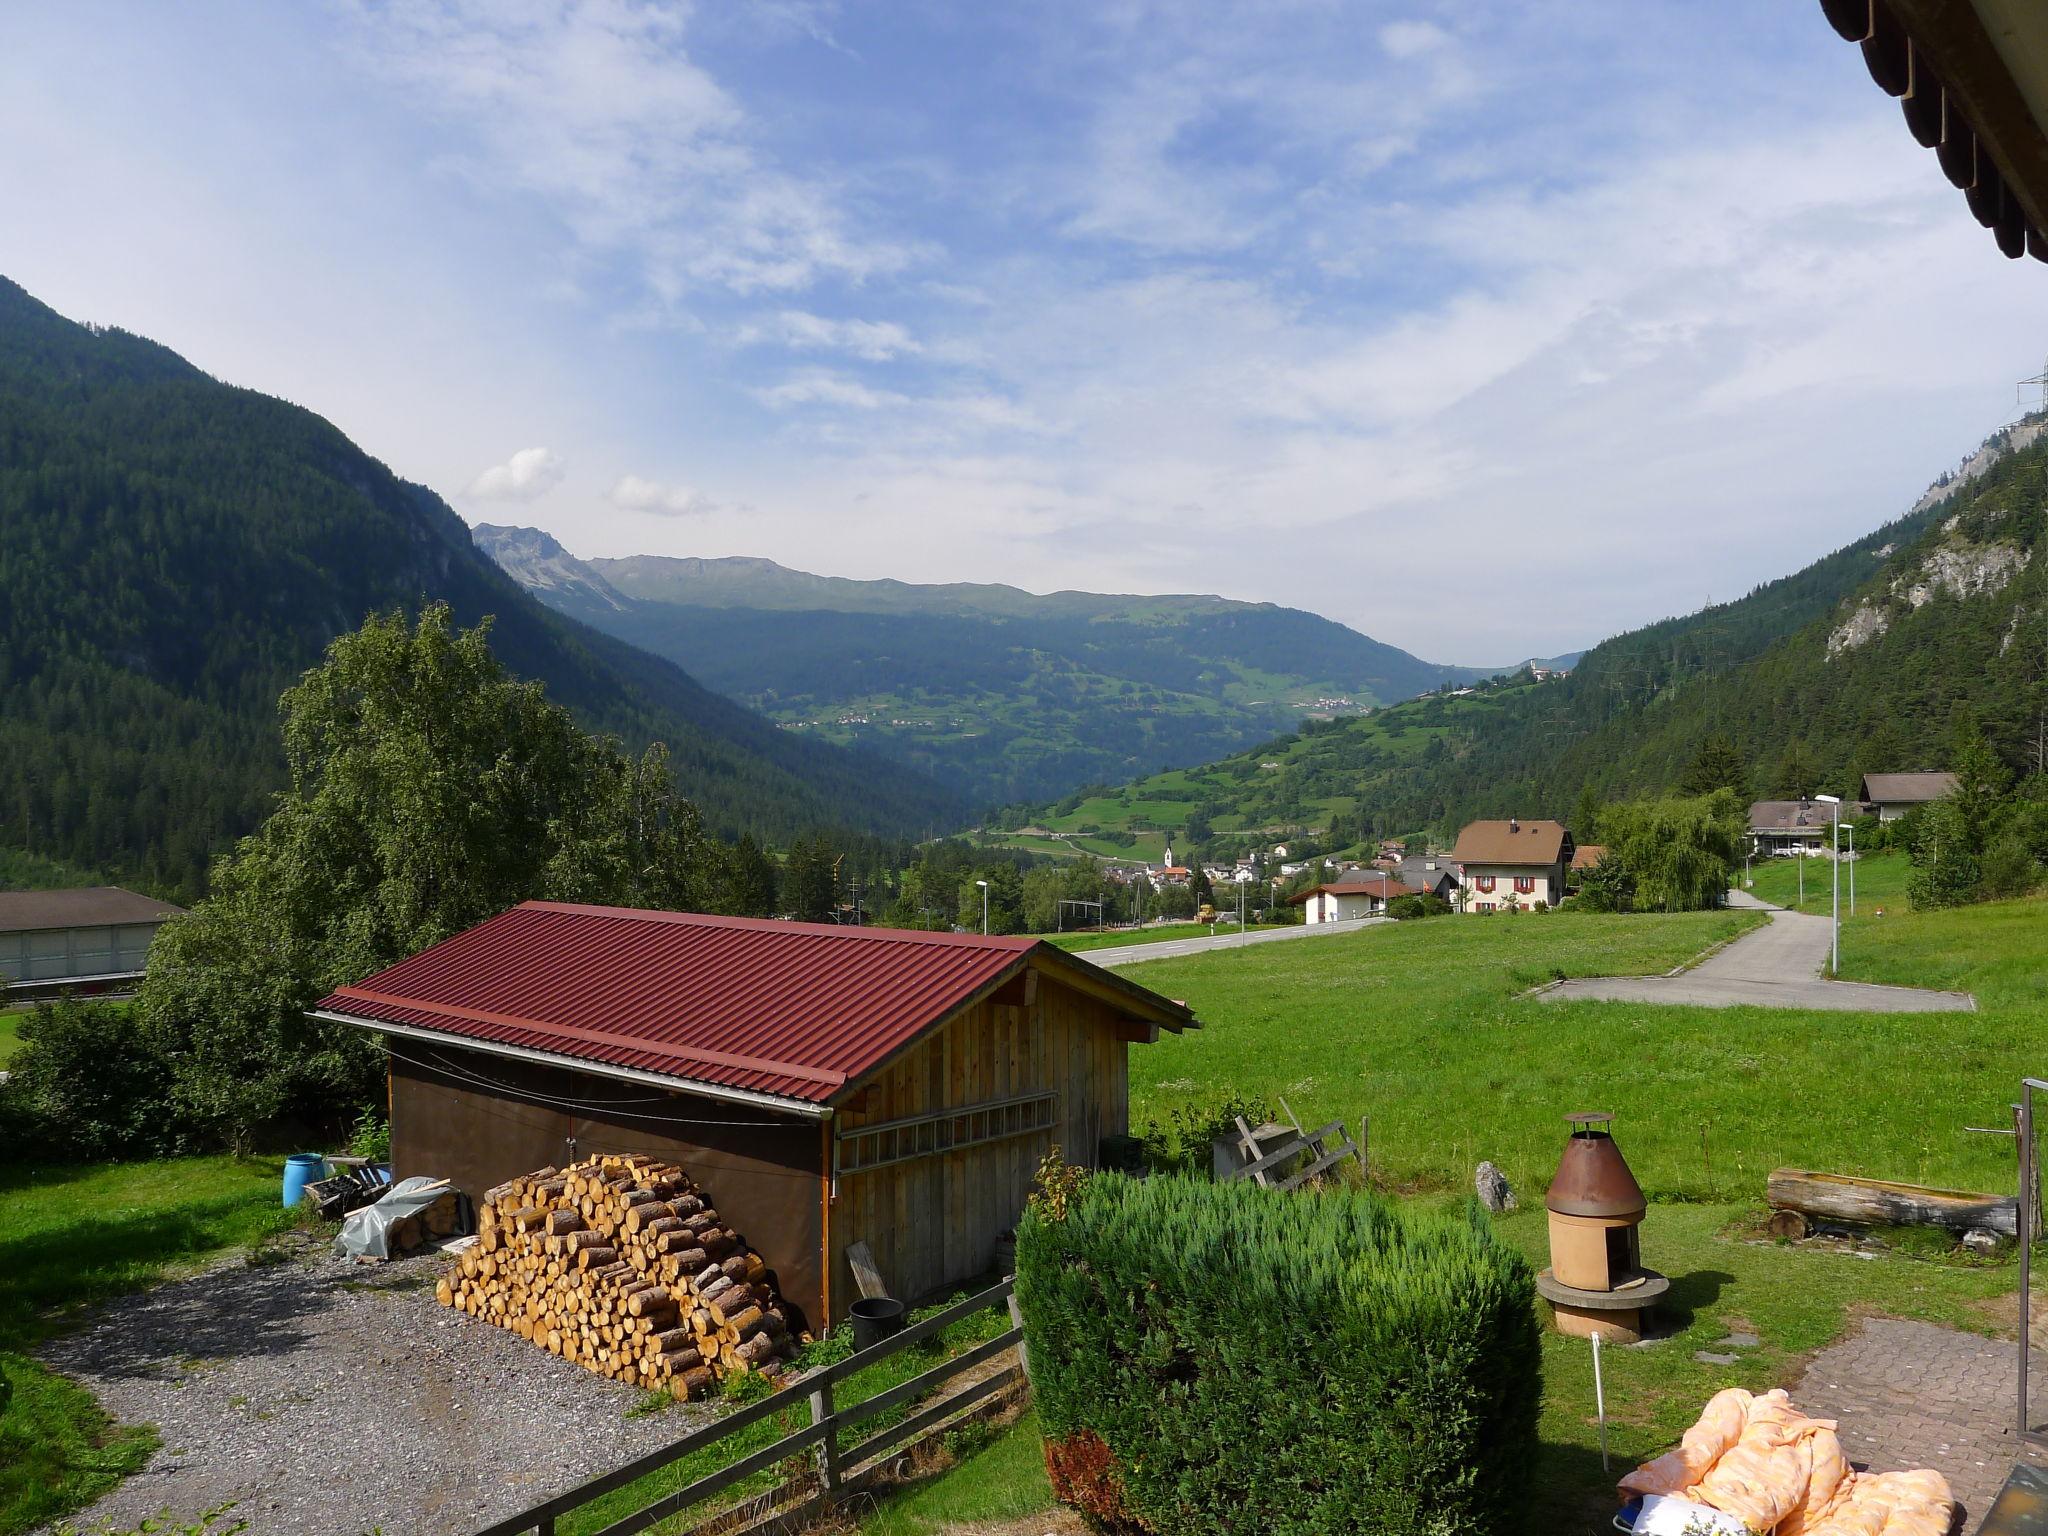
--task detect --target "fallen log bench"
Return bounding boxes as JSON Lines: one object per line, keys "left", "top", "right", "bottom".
{"left": 1765, "top": 1168, "right": 2016, "bottom": 1239}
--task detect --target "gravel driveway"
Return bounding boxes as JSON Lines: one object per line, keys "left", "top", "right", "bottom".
{"left": 38, "top": 1231, "right": 709, "bottom": 1536}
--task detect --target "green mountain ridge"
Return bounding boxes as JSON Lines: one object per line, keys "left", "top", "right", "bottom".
{"left": 998, "top": 414, "right": 2048, "bottom": 861}
{"left": 475, "top": 525, "right": 1581, "bottom": 808}
{"left": 0, "top": 277, "right": 964, "bottom": 899}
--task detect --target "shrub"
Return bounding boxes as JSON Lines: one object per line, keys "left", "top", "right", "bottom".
{"left": 0, "top": 998, "right": 180, "bottom": 1162}
{"left": 1136, "top": 1092, "right": 1273, "bottom": 1175}
{"left": 1977, "top": 833, "right": 2040, "bottom": 901}
{"left": 1016, "top": 1173, "right": 1541, "bottom": 1536}
{"left": 346, "top": 1108, "right": 392, "bottom": 1163}
{"left": 1387, "top": 892, "right": 1450, "bottom": 920}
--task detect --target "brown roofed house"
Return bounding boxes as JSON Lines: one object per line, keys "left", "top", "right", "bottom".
{"left": 1449, "top": 818, "right": 1573, "bottom": 913}
{"left": 0, "top": 886, "right": 185, "bottom": 999}
{"left": 1859, "top": 771, "right": 1958, "bottom": 822}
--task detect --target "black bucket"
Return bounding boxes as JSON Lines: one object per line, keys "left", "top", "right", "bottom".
{"left": 849, "top": 1296, "right": 907, "bottom": 1351}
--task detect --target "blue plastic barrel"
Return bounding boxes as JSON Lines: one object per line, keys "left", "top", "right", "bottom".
{"left": 282, "top": 1153, "right": 325, "bottom": 1209}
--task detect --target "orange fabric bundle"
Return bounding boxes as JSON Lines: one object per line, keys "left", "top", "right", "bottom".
{"left": 1684, "top": 1391, "right": 1837, "bottom": 1533}
{"left": 1622, "top": 1388, "right": 1950, "bottom": 1536}
{"left": 1619, "top": 1388, "right": 1754, "bottom": 1498}
{"left": 1775, "top": 1413, "right": 1852, "bottom": 1536}
{"left": 1803, "top": 1469, "right": 1954, "bottom": 1536}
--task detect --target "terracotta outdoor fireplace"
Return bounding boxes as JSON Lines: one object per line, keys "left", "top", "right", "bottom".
{"left": 1534, "top": 1111, "right": 1669, "bottom": 1344}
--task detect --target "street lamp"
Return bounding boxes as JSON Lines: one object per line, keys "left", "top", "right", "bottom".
{"left": 1814, "top": 794, "right": 1842, "bottom": 975}
{"left": 975, "top": 878, "right": 990, "bottom": 936}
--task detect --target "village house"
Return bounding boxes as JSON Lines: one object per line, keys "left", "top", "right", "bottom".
{"left": 314, "top": 904, "right": 1193, "bottom": 1332}
{"left": 1568, "top": 843, "right": 1608, "bottom": 890}
{"left": 1859, "top": 771, "right": 1957, "bottom": 822}
{"left": 1448, "top": 818, "right": 1573, "bottom": 912}
{"left": 1396, "top": 853, "right": 1462, "bottom": 903}
{"left": 0, "top": 886, "right": 185, "bottom": 1000}
{"left": 1747, "top": 800, "right": 1865, "bottom": 857}
{"left": 1291, "top": 872, "right": 1423, "bottom": 924}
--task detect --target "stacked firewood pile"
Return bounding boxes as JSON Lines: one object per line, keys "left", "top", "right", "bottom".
{"left": 434, "top": 1154, "right": 800, "bottom": 1399}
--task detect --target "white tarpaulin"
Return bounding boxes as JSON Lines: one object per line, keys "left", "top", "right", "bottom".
{"left": 335, "top": 1175, "right": 453, "bottom": 1260}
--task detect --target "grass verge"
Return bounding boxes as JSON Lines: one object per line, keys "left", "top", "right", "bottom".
{"left": 1744, "top": 849, "right": 1912, "bottom": 917}
{"left": 1113, "top": 902, "right": 2047, "bottom": 1201}
{"left": 0, "top": 1156, "right": 285, "bottom": 1536}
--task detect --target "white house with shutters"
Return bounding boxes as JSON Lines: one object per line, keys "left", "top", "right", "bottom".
{"left": 1448, "top": 819, "right": 1573, "bottom": 913}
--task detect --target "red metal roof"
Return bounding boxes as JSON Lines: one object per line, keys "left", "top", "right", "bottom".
{"left": 316, "top": 903, "right": 1185, "bottom": 1108}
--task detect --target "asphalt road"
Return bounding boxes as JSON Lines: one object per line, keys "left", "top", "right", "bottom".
{"left": 1079, "top": 917, "right": 1388, "bottom": 968}
{"left": 1533, "top": 899, "right": 1976, "bottom": 1013}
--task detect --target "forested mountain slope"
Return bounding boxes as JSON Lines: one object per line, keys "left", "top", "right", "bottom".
{"left": 1000, "top": 416, "right": 2048, "bottom": 857}
{"left": 0, "top": 278, "right": 963, "bottom": 899}
{"left": 475, "top": 529, "right": 1572, "bottom": 806}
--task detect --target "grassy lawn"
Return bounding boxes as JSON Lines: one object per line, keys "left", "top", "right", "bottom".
{"left": 1744, "top": 848, "right": 1913, "bottom": 917}
{"left": 1042, "top": 920, "right": 1278, "bottom": 953}
{"left": 857, "top": 1407, "right": 1056, "bottom": 1535}
{"left": 1111, "top": 903, "right": 2047, "bottom": 1201}
{"left": 0, "top": 1013, "right": 19, "bottom": 1065}
{"left": 0, "top": 1156, "right": 287, "bottom": 1536}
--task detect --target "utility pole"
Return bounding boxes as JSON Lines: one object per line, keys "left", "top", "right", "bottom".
{"left": 1816, "top": 794, "right": 1842, "bottom": 975}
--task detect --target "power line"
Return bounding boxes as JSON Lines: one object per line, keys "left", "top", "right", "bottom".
{"left": 385, "top": 1042, "right": 814, "bottom": 1129}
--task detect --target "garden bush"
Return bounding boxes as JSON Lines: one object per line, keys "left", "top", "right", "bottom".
{"left": 0, "top": 997, "right": 180, "bottom": 1162}
{"left": 1388, "top": 892, "right": 1452, "bottom": 920}
{"left": 1016, "top": 1171, "right": 1540, "bottom": 1535}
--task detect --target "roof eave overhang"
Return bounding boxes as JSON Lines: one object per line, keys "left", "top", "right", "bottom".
{"left": 309, "top": 1009, "right": 833, "bottom": 1121}
{"left": 1826, "top": 0, "right": 2048, "bottom": 256}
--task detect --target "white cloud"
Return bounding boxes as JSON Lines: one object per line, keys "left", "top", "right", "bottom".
{"left": 755, "top": 310, "right": 920, "bottom": 360}
{"left": 609, "top": 474, "right": 718, "bottom": 517}
{"left": 755, "top": 370, "right": 906, "bottom": 411}
{"left": 1380, "top": 21, "right": 1450, "bottom": 60}
{"left": 334, "top": 0, "right": 919, "bottom": 302}
{"left": 466, "top": 446, "right": 565, "bottom": 501}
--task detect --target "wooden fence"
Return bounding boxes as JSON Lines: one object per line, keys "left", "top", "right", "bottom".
{"left": 474, "top": 1278, "right": 1026, "bottom": 1536}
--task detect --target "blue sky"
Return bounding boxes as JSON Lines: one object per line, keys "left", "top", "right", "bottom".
{"left": 5, "top": 1, "right": 2045, "bottom": 660}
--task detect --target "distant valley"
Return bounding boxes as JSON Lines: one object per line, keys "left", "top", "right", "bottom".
{"left": 476, "top": 524, "right": 1578, "bottom": 808}
{"left": 989, "top": 414, "right": 2048, "bottom": 868}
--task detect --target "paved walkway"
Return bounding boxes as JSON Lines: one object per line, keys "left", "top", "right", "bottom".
{"left": 1080, "top": 917, "right": 1387, "bottom": 968}
{"left": 1533, "top": 898, "right": 1975, "bottom": 1012}
{"left": 1794, "top": 1316, "right": 2048, "bottom": 1531}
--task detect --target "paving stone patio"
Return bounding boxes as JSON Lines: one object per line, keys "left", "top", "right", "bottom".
{"left": 1793, "top": 1317, "right": 2048, "bottom": 1533}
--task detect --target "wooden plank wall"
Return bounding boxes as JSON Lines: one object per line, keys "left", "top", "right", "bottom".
{"left": 828, "top": 964, "right": 1131, "bottom": 1318}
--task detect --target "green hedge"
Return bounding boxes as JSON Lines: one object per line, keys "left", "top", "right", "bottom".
{"left": 1015, "top": 1173, "right": 1540, "bottom": 1536}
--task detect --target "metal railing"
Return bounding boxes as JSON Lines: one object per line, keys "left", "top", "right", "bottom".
{"left": 475, "top": 1277, "right": 1026, "bottom": 1536}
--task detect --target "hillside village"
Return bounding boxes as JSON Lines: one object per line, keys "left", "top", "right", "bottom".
{"left": 12, "top": 6, "right": 2048, "bottom": 1536}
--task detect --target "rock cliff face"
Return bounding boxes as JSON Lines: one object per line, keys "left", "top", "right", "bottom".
{"left": 471, "top": 525, "right": 631, "bottom": 614}
{"left": 1828, "top": 538, "right": 2032, "bottom": 658}
{"left": 1825, "top": 428, "right": 2045, "bottom": 665}
{"left": 1908, "top": 418, "right": 2047, "bottom": 515}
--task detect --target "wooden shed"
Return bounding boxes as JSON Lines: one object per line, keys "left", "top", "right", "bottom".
{"left": 313, "top": 903, "right": 1195, "bottom": 1331}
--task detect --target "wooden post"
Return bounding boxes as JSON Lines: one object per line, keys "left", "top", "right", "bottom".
{"left": 1007, "top": 1289, "right": 1029, "bottom": 1381}
{"left": 809, "top": 1376, "right": 840, "bottom": 1498}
